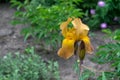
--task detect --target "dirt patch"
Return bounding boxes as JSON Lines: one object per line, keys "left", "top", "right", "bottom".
{"left": 0, "top": 4, "right": 26, "bottom": 56}
{"left": 0, "top": 4, "right": 112, "bottom": 80}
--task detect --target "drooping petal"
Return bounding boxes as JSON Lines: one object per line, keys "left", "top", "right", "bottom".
{"left": 60, "top": 18, "right": 72, "bottom": 37}
{"left": 81, "top": 36, "right": 94, "bottom": 54}
{"left": 57, "top": 38, "right": 75, "bottom": 59}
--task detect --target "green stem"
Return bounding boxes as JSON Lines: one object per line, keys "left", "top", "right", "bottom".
{"left": 77, "top": 60, "right": 83, "bottom": 80}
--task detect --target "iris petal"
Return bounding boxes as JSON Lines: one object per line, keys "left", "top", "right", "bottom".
{"left": 72, "top": 18, "right": 89, "bottom": 40}
{"left": 60, "top": 18, "right": 72, "bottom": 37}
{"left": 58, "top": 39, "right": 75, "bottom": 59}
{"left": 81, "top": 36, "right": 94, "bottom": 54}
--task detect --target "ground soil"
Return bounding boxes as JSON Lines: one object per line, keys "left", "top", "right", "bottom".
{"left": 0, "top": 4, "right": 114, "bottom": 80}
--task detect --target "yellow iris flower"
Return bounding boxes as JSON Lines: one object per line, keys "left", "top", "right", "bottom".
{"left": 58, "top": 18, "right": 93, "bottom": 59}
